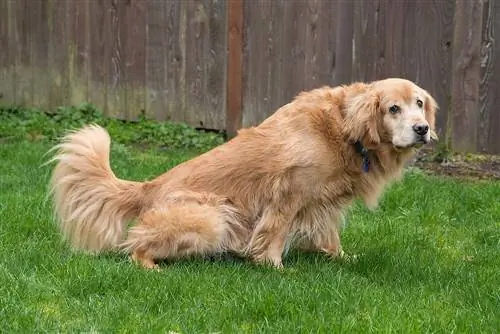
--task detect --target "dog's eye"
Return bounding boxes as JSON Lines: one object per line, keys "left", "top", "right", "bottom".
{"left": 389, "top": 105, "right": 400, "bottom": 114}
{"left": 417, "top": 99, "right": 423, "bottom": 108}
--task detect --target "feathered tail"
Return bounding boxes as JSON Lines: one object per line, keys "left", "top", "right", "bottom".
{"left": 48, "top": 125, "right": 144, "bottom": 253}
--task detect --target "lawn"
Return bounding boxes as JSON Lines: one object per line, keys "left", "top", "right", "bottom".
{"left": 0, "top": 106, "right": 499, "bottom": 333}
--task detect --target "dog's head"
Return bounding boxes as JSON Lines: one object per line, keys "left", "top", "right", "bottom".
{"left": 343, "top": 78, "right": 438, "bottom": 150}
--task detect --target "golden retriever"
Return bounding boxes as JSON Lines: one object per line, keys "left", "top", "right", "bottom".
{"left": 48, "top": 78, "right": 438, "bottom": 269}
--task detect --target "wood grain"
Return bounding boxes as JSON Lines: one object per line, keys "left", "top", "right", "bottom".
{"left": 0, "top": 0, "right": 14, "bottom": 106}
{"left": 47, "top": 0, "right": 71, "bottom": 109}
{"left": 67, "top": 0, "right": 90, "bottom": 106}
{"left": 145, "top": 0, "right": 167, "bottom": 120}
{"left": 242, "top": 1, "right": 337, "bottom": 127}
{"left": 482, "top": 0, "right": 500, "bottom": 154}
{"left": 88, "top": 0, "right": 112, "bottom": 115}
{"left": 121, "top": 0, "right": 147, "bottom": 120}
{"left": 30, "top": 0, "right": 50, "bottom": 109}
{"left": 451, "top": 0, "right": 484, "bottom": 152}
{"left": 227, "top": 0, "right": 243, "bottom": 138}
{"left": 333, "top": 0, "right": 353, "bottom": 86}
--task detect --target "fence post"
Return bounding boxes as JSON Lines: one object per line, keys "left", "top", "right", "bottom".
{"left": 450, "top": 0, "right": 484, "bottom": 152}
{"left": 226, "top": 0, "right": 243, "bottom": 139}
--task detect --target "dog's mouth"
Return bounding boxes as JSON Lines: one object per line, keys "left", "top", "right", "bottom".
{"left": 394, "top": 138, "right": 429, "bottom": 150}
{"left": 413, "top": 137, "right": 428, "bottom": 148}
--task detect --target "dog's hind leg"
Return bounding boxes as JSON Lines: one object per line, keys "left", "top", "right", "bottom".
{"left": 247, "top": 201, "right": 301, "bottom": 269}
{"left": 121, "top": 197, "right": 247, "bottom": 269}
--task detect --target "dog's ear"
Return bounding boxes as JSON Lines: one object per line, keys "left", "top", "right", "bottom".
{"left": 343, "top": 91, "right": 381, "bottom": 147}
{"left": 423, "top": 90, "right": 439, "bottom": 141}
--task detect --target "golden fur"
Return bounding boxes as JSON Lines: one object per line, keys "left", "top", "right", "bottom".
{"left": 48, "top": 78, "right": 438, "bottom": 269}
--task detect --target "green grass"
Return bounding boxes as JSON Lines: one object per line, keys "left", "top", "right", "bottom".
{"left": 0, "top": 106, "right": 499, "bottom": 333}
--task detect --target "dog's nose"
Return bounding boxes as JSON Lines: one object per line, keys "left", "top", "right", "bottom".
{"left": 412, "top": 123, "right": 429, "bottom": 136}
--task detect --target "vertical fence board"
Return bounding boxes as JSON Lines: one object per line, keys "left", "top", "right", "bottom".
{"left": 145, "top": 0, "right": 167, "bottom": 120}
{"left": 47, "top": 0, "right": 71, "bottom": 109}
{"left": 107, "top": 0, "right": 126, "bottom": 119}
{"left": 227, "top": 0, "right": 243, "bottom": 138}
{"left": 451, "top": 0, "right": 484, "bottom": 152}
{"left": 183, "top": 0, "right": 226, "bottom": 129}
{"left": 14, "top": 0, "right": 33, "bottom": 105}
{"left": 88, "top": 0, "right": 112, "bottom": 115}
{"left": 121, "top": 0, "right": 147, "bottom": 120}
{"left": 165, "top": 1, "right": 183, "bottom": 123}
{"left": 482, "top": 0, "right": 500, "bottom": 154}
{"left": 0, "top": 0, "right": 14, "bottom": 106}
{"left": 67, "top": 0, "right": 90, "bottom": 106}
{"left": 353, "top": 0, "right": 380, "bottom": 81}
{"left": 31, "top": 0, "right": 50, "bottom": 109}
{"left": 334, "top": 0, "right": 353, "bottom": 86}
{"left": 7, "top": 0, "right": 18, "bottom": 104}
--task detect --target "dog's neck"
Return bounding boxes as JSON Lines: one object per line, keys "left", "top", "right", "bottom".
{"left": 352, "top": 140, "right": 415, "bottom": 174}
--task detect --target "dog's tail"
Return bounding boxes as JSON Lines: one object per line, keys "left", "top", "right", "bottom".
{"left": 48, "top": 125, "right": 144, "bottom": 253}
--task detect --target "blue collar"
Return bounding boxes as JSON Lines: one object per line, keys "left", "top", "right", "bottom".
{"left": 354, "top": 141, "right": 370, "bottom": 173}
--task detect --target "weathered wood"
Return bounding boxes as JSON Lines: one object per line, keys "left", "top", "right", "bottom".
{"left": 47, "top": 0, "right": 71, "bottom": 109}
{"left": 121, "top": 0, "right": 147, "bottom": 120}
{"left": 183, "top": 0, "right": 227, "bottom": 129}
{"left": 88, "top": 0, "right": 112, "bottom": 115}
{"left": 353, "top": 0, "right": 380, "bottom": 81}
{"left": 30, "top": 0, "right": 50, "bottom": 109}
{"left": 0, "top": 0, "right": 14, "bottom": 106}
{"left": 333, "top": 0, "right": 353, "bottom": 86}
{"left": 227, "top": 0, "right": 243, "bottom": 138}
{"left": 107, "top": 0, "right": 126, "bottom": 119}
{"left": 145, "top": 0, "right": 168, "bottom": 120}
{"left": 242, "top": 1, "right": 337, "bottom": 127}
{"left": 451, "top": 0, "right": 484, "bottom": 152}
{"left": 14, "top": 0, "right": 33, "bottom": 105}
{"left": 67, "top": 0, "right": 90, "bottom": 106}
{"left": 481, "top": 0, "right": 500, "bottom": 154}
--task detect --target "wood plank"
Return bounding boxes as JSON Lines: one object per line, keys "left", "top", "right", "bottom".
{"left": 242, "top": 0, "right": 273, "bottom": 127}
{"left": 14, "top": 0, "right": 33, "bottom": 105}
{"left": 0, "top": 0, "right": 14, "bottom": 106}
{"left": 67, "top": 0, "right": 90, "bottom": 106}
{"left": 226, "top": 0, "right": 243, "bottom": 138}
{"left": 88, "top": 0, "right": 112, "bottom": 115}
{"left": 451, "top": 0, "right": 484, "bottom": 152}
{"left": 204, "top": 0, "right": 227, "bottom": 130}
{"left": 481, "top": 0, "right": 500, "bottom": 154}
{"left": 30, "top": 0, "right": 50, "bottom": 109}
{"left": 145, "top": 0, "right": 167, "bottom": 120}
{"left": 121, "top": 0, "right": 147, "bottom": 120}
{"left": 183, "top": 0, "right": 226, "bottom": 129}
{"left": 107, "top": 0, "right": 126, "bottom": 119}
{"left": 47, "top": 0, "right": 71, "bottom": 109}
{"left": 333, "top": 0, "right": 353, "bottom": 86}
{"left": 313, "top": 0, "right": 337, "bottom": 86}
{"left": 353, "top": 0, "right": 380, "bottom": 81}
{"left": 172, "top": 0, "right": 186, "bottom": 124}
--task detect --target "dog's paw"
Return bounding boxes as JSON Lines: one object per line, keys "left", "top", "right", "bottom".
{"left": 334, "top": 250, "right": 361, "bottom": 264}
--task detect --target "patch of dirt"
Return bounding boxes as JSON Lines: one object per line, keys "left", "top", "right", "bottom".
{"left": 411, "top": 146, "right": 500, "bottom": 181}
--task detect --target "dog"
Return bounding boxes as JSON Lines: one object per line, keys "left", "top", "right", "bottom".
{"left": 48, "top": 78, "right": 438, "bottom": 269}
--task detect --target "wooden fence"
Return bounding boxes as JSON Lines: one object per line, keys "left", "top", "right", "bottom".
{"left": 0, "top": 0, "right": 499, "bottom": 154}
